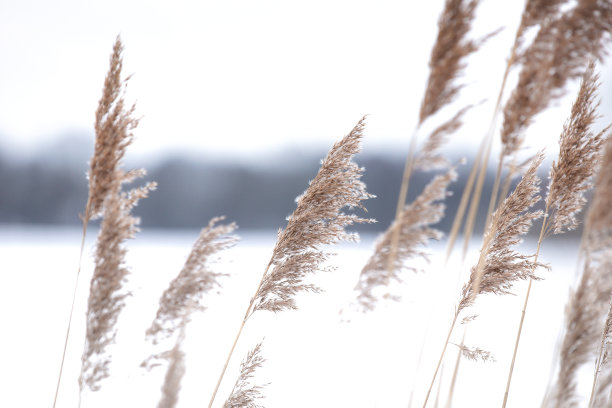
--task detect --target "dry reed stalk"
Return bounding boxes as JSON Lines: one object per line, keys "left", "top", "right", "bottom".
{"left": 146, "top": 217, "right": 238, "bottom": 344}
{"left": 53, "top": 35, "right": 140, "bottom": 407}
{"left": 222, "top": 342, "right": 266, "bottom": 408}
{"left": 388, "top": 0, "right": 489, "bottom": 289}
{"left": 503, "top": 63, "right": 608, "bottom": 407}
{"left": 77, "top": 36, "right": 157, "bottom": 393}
{"left": 349, "top": 167, "right": 457, "bottom": 313}
{"left": 422, "top": 153, "right": 546, "bottom": 408}
{"left": 207, "top": 117, "right": 374, "bottom": 408}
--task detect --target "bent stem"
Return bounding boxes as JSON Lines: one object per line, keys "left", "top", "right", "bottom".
{"left": 386, "top": 129, "right": 418, "bottom": 279}
{"left": 445, "top": 327, "right": 467, "bottom": 408}
{"left": 207, "top": 261, "right": 272, "bottom": 408}
{"left": 423, "top": 312, "right": 459, "bottom": 408}
{"left": 53, "top": 200, "right": 91, "bottom": 408}
{"left": 501, "top": 208, "right": 549, "bottom": 408}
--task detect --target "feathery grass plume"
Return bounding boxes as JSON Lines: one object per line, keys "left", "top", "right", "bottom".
{"left": 501, "top": 1, "right": 612, "bottom": 159}
{"left": 208, "top": 117, "right": 374, "bottom": 408}
{"left": 422, "top": 153, "right": 545, "bottom": 408}
{"left": 545, "top": 62, "right": 609, "bottom": 235}
{"left": 415, "top": 107, "right": 472, "bottom": 171}
{"left": 504, "top": 65, "right": 609, "bottom": 407}
{"left": 592, "top": 289, "right": 612, "bottom": 407}
{"left": 223, "top": 343, "right": 266, "bottom": 408}
{"left": 585, "top": 134, "right": 612, "bottom": 254}
{"left": 157, "top": 327, "right": 187, "bottom": 408}
{"left": 547, "top": 259, "right": 612, "bottom": 408}
{"left": 349, "top": 167, "right": 457, "bottom": 313}
{"left": 251, "top": 117, "right": 375, "bottom": 314}
{"left": 146, "top": 217, "right": 238, "bottom": 344}
{"left": 458, "top": 152, "right": 545, "bottom": 312}
{"left": 419, "top": 0, "right": 485, "bottom": 123}
{"left": 88, "top": 36, "right": 138, "bottom": 221}
{"left": 80, "top": 170, "right": 156, "bottom": 391}
{"left": 53, "top": 35, "right": 138, "bottom": 407}
{"left": 452, "top": 344, "right": 495, "bottom": 363}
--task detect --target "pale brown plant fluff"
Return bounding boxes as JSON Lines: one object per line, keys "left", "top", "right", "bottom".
{"left": 458, "top": 152, "right": 545, "bottom": 313}
{"left": 251, "top": 117, "right": 374, "bottom": 314}
{"left": 157, "top": 329, "right": 187, "bottom": 408}
{"left": 415, "top": 107, "right": 472, "bottom": 171}
{"left": 547, "top": 259, "right": 612, "bottom": 408}
{"left": 350, "top": 168, "right": 457, "bottom": 312}
{"left": 79, "top": 37, "right": 156, "bottom": 391}
{"left": 87, "top": 36, "right": 138, "bottom": 220}
{"left": 146, "top": 217, "right": 238, "bottom": 344}
{"left": 546, "top": 62, "right": 609, "bottom": 235}
{"left": 418, "top": 0, "right": 482, "bottom": 123}
{"left": 80, "top": 171, "right": 156, "bottom": 391}
{"left": 222, "top": 343, "right": 266, "bottom": 408}
{"left": 501, "top": 1, "right": 612, "bottom": 158}
{"left": 585, "top": 135, "right": 612, "bottom": 253}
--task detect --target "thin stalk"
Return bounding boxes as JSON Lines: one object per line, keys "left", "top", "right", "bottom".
{"left": 461, "top": 123, "right": 495, "bottom": 259}
{"left": 53, "top": 199, "right": 91, "bottom": 408}
{"left": 445, "top": 328, "right": 467, "bottom": 408}
{"left": 502, "top": 205, "right": 549, "bottom": 408}
{"left": 207, "top": 261, "right": 273, "bottom": 408}
{"left": 445, "top": 139, "right": 484, "bottom": 262}
{"left": 588, "top": 285, "right": 608, "bottom": 408}
{"left": 386, "top": 129, "right": 418, "bottom": 279}
{"left": 445, "top": 40, "right": 517, "bottom": 263}
{"left": 423, "top": 312, "right": 459, "bottom": 408}
{"left": 483, "top": 157, "right": 504, "bottom": 248}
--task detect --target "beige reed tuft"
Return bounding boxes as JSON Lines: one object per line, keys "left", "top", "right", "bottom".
{"left": 208, "top": 117, "right": 374, "bottom": 407}
{"left": 419, "top": 0, "right": 484, "bottom": 124}
{"left": 503, "top": 63, "right": 610, "bottom": 407}
{"left": 350, "top": 167, "right": 457, "bottom": 312}
{"left": 157, "top": 327, "right": 187, "bottom": 408}
{"left": 222, "top": 343, "right": 266, "bottom": 408}
{"left": 79, "top": 36, "right": 156, "bottom": 392}
{"left": 147, "top": 217, "right": 238, "bottom": 344}
{"left": 422, "top": 152, "right": 546, "bottom": 408}
{"left": 80, "top": 169, "right": 156, "bottom": 391}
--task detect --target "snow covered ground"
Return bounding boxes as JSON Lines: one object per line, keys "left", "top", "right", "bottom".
{"left": 0, "top": 225, "right": 585, "bottom": 407}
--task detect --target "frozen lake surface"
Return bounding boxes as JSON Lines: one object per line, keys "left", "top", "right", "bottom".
{"left": 0, "top": 225, "right": 587, "bottom": 407}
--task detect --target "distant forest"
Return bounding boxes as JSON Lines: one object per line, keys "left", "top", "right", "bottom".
{"left": 0, "top": 140, "right": 549, "bottom": 235}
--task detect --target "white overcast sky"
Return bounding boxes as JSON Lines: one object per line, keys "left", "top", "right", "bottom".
{"left": 1, "top": 0, "right": 611, "bottom": 161}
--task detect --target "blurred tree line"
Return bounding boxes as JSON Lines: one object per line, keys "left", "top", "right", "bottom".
{"left": 0, "top": 140, "right": 504, "bottom": 234}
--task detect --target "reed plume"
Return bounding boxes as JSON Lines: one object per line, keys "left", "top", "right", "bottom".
{"left": 78, "top": 36, "right": 156, "bottom": 392}
{"left": 458, "top": 152, "right": 545, "bottom": 312}
{"left": 53, "top": 35, "right": 139, "bottom": 407}
{"left": 350, "top": 167, "right": 457, "bottom": 312}
{"left": 389, "top": 0, "right": 490, "bottom": 301}
{"left": 419, "top": 0, "right": 482, "bottom": 123}
{"left": 547, "top": 259, "right": 612, "bottom": 408}
{"left": 222, "top": 343, "right": 266, "bottom": 408}
{"left": 546, "top": 62, "right": 609, "bottom": 236}
{"left": 157, "top": 327, "right": 187, "bottom": 408}
{"left": 208, "top": 117, "right": 374, "bottom": 407}
{"left": 501, "top": 1, "right": 612, "bottom": 159}
{"left": 415, "top": 107, "right": 472, "bottom": 171}
{"left": 251, "top": 117, "right": 375, "bottom": 314}
{"left": 422, "top": 153, "right": 545, "bottom": 408}
{"left": 88, "top": 37, "right": 139, "bottom": 221}
{"left": 586, "top": 135, "right": 612, "bottom": 406}
{"left": 503, "top": 63, "right": 609, "bottom": 407}
{"left": 80, "top": 170, "right": 156, "bottom": 391}
{"left": 147, "top": 217, "right": 238, "bottom": 344}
